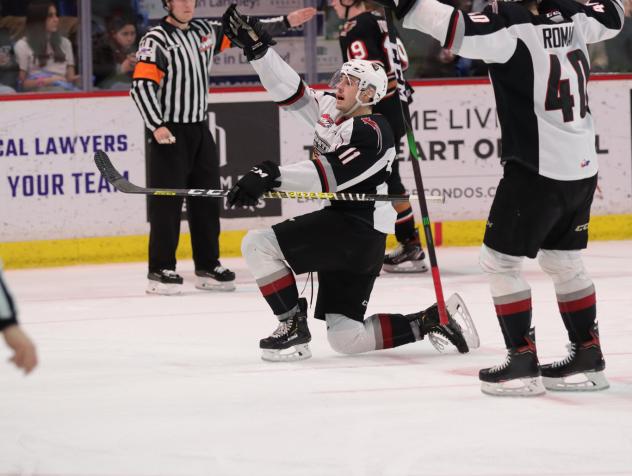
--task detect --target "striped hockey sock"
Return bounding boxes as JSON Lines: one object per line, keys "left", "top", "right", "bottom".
{"left": 557, "top": 285, "right": 597, "bottom": 343}
{"left": 256, "top": 268, "right": 299, "bottom": 319}
{"left": 370, "top": 313, "right": 418, "bottom": 350}
{"left": 493, "top": 290, "right": 533, "bottom": 348}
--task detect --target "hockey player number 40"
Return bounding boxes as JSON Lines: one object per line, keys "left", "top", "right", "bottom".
{"left": 545, "top": 49, "right": 590, "bottom": 123}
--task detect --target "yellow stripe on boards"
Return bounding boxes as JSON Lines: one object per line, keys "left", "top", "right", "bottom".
{"left": 0, "top": 231, "right": 247, "bottom": 270}
{"left": 387, "top": 214, "right": 632, "bottom": 249}
{"left": 1, "top": 215, "right": 630, "bottom": 269}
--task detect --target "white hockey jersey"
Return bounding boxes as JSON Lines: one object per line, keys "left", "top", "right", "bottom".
{"left": 250, "top": 49, "right": 397, "bottom": 234}
{"left": 402, "top": 0, "right": 624, "bottom": 181}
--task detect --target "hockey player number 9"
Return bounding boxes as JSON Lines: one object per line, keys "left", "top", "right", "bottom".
{"left": 545, "top": 49, "right": 590, "bottom": 123}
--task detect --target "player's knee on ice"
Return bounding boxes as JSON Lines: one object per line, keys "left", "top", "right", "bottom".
{"left": 326, "top": 314, "right": 377, "bottom": 354}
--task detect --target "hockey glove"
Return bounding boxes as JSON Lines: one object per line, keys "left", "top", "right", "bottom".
{"left": 369, "top": 0, "right": 418, "bottom": 19}
{"left": 222, "top": 4, "right": 276, "bottom": 61}
{"left": 227, "top": 161, "right": 281, "bottom": 208}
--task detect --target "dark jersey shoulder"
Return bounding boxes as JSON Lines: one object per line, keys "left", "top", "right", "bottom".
{"left": 350, "top": 113, "right": 395, "bottom": 155}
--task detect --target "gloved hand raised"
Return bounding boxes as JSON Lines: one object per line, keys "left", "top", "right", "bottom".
{"left": 222, "top": 4, "right": 276, "bottom": 61}
{"left": 227, "top": 161, "right": 281, "bottom": 208}
{"left": 369, "top": 0, "right": 418, "bottom": 19}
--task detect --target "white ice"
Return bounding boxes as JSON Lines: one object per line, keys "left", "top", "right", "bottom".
{"left": 1, "top": 241, "right": 631, "bottom": 476}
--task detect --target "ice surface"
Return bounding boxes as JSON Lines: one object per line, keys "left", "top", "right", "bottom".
{"left": 1, "top": 241, "right": 631, "bottom": 476}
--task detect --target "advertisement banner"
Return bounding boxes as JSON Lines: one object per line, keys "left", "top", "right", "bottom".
{"left": 211, "top": 101, "right": 281, "bottom": 218}
{"left": 280, "top": 80, "right": 632, "bottom": 222}
{"left": 212, "top": 39, "right": 343, "bottom": 80}
{"left": 1, "top": 79, "right": 630, "bottom": 243}
{"left": 0, "top": 96, "right": 146, "bottom": 242}
{"left": 138, "top": 0, "right": 306, "bottom": 20}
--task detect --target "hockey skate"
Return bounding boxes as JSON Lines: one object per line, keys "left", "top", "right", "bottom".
{"left": 410, "top": 293, "right": 479, "bottom": 353}
{"left": 383, "top": 234, "right": 428, "bottom": 273}
{"left": 479, "top": 329, "right": 545, "bottom": 397}
{"left": 541, "top": 324, "right": 609, "bottom": 392}
{"left": 260, "top": 298, "right": 312, "bottom": 362}
{"left": 195, "top": 265, "right": 236, "bottom": 292}
{"left": 147, "top": 269, "right": 183, "bottom": 295}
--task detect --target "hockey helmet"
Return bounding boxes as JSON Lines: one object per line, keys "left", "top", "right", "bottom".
{"left": 329, "top": 59, "right": 388, "bottom": 107}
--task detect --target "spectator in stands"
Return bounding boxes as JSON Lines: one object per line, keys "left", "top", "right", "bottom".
{"left": 0, "top": 3, "right": 19, "bottom": 93}
{"left": 93, "top": 14, "right": 138, "bottom": 89}
{"left": 14, "top": 1, "right": 80, "bottom": 92}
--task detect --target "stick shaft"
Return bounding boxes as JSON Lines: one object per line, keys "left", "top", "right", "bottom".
{"left": 94, "top": 150, "right": 444, "bottom": 203}
{"left": 384, "top": 11, "right": 449, "bottom": 325}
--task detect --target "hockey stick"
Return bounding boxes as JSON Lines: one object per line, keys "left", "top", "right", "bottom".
{"left": 94, "top": 150, "right": 444, "bottom": 203}
{"left": 384, "top": 11, "right": 449, "bottom": 325}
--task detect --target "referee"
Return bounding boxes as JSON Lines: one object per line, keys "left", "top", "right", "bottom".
{"left": 1, "top": 265, "right": 37, "bottom": 374}
{"left": 131, "top": 0, "right": 236, "bottom": 295}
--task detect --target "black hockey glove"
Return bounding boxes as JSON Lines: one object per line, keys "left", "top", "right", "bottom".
{"left": 227, "top": 161, "right": 281, "bottom": 208}
{"left": 222, "top": 4, "right": 276, "bottom": 61}
{"left": 370, "top": 0, "right": 418, "bottom": 19}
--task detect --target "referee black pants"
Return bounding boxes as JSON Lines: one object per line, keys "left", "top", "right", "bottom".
{"left": 147, "top": 121, "right": 220, "bottom": 273}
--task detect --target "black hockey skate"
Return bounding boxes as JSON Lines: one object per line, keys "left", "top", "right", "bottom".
{"left": 260, "top": 298, "right": 311, "bottom": 362}
{"left": 383, "top": 233, "right": 428, "bottom": 273}
{"left": 479, "top": 329, "right": 545, "bottom": 397}
{"left": 195, "top": 264, "right": 236, "bottom": 292}
{"left": 147, "top": 269, "right": 183, "bottom": 295}
{"left": 541, "top": 324, "right": 609, "bottom": 392}
{"left": 408, "top": 293, "right": 479, "bottom": 354}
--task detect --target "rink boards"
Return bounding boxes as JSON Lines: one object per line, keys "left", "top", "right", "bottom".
{"left": 1, "top": 77, "right": 631, "bottom": 267}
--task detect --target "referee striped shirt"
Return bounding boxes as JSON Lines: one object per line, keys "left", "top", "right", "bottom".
{"left": 0, "top": 266, "right": 18, "bottom": 331}
{"left": 131, "top": 18, "right": 227, "bottom": 131}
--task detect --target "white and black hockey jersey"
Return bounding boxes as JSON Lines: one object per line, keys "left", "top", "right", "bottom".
{"left": 250, "top": 49, "right": 398, "bottom": 234}
{"left": 402, "top": 0, "right": 624, "bottom": 181}
{"left": 0, "top": 266, "right": 18, "bottom": 332}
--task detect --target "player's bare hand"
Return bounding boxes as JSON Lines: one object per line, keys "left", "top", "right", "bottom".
{"left": 154, "top": 127, "right": 176, "bottom": 145}
{"left": 287, "top": 7, "right": 317, "bottom": 27}
{"left": 3, "top": 325, "right": 38, "bottom": 375}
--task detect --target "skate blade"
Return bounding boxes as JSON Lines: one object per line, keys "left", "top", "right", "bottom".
{"left": 542, "top": 371, "right": 610, "bottom": 392}
{"left": 446, "top": 293, "right": 480, "bottom": 350}
{"left": 481, "top": 377, "right": 545, "bottom": 397}
{"left": 382, "top": 260, "right": 429, "bottom": 274}
{"left": 195, "top": 278, "right": 236, "bottom": 292}
{"left": 146, "top": 282, "right": 182, "bottom": 296}
{"left": 428, "top": 333, "right": 452, "bottom": 354}
{"left": 261, "top": 344, "right": 312, "bottom": 362}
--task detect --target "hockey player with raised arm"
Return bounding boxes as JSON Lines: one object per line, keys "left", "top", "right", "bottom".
{"left": 330, "top": 0, "right": 428, "bottom": 273}
{"left": 371, "top": 0, "right": 624, "bottom": 395}
{"left": 220, "top": 5, "right": 479, "bottom": 362}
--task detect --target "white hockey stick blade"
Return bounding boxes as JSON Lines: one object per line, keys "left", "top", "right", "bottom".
{"left": 446, "top": 293, "right": 480, "bottom": 350}
{"left": 428, "top": 293, "right": 480, "bottom": 353}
